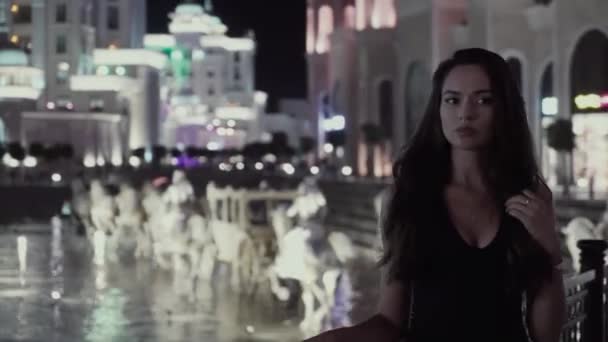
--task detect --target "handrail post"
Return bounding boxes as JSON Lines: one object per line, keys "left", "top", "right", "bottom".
{"left": 578, "top": 239, "right": 608, "bottom": 342}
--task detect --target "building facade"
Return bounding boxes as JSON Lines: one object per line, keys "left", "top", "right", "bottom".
{"left": 144, "top": 2, "right": 267, "bottom": 151}
{"left": 0, "top": 0, "right": 150, "bottom": 166}
{"left": 308, "top": 0, "right": 608, "bottom": 192}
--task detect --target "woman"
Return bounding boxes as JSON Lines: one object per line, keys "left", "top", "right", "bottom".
{"left": 305, "top": 48, "right": 566, "bottom": 341}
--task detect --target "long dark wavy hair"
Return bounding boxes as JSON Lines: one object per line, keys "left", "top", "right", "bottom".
{"left": 379, "top": 48, "right": 554, "bottom": 295}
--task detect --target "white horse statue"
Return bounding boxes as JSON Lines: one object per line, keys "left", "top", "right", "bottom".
{"left": 153, "top": 170, "right": 194, "bottom": 271}
{"left": 69, "top": 177, "right": 94, "bottom": 237}
{"left": 89, "top": 179, "right": 117, "bottom": 265}
{"left": 564, "top": 201, "right": 608, "bottom": 273}
{"left": 140, "top": 182, "right": 164, "bottom": 259}
{"left": 268, "top": 177, "right": 356, "bottom": 335}
{"left": 111, "top": 182, "right": 144, "bottom": 261}
{"left": 564, "top": 217, "right": 602, "bottom": 273}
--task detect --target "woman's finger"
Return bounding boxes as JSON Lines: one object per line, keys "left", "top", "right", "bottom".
{"left": 522, "top": 189, "right": 540, "bottom": 202}
{"left": 507, "top": 207, "right": 531, "bottom": 228}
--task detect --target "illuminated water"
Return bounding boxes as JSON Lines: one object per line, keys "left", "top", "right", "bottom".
{"left": 0, "top": 223, "right": 379, "bottom": 341}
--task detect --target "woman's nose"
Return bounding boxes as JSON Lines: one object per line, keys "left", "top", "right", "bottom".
{"left": 457, "top": 99, "right": 475, "bottom": 121}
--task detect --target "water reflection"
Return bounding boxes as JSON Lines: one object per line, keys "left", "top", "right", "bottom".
{"left": 17, "top": 235, "right": 27, "bottom": 272}
{"left": 17, "top": 235, "right": 27, "bottom": 287}
{"left": 0, "top": 224, "right": 378, "bottom": 341}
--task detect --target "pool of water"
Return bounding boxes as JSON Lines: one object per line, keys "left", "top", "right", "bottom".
{"left": 0, "top": 223, "right": 379, "bottom": 341}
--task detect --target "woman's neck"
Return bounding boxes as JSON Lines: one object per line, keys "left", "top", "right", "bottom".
{"left": 449, "top": 149, "right": 490, "bottom": 194}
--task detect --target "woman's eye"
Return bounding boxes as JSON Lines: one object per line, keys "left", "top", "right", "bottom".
{"left": 478, "top": 97, "right": 494, "bottom": 105}
{"left": 444, "top": 97, "right": 459, "bottom": 105}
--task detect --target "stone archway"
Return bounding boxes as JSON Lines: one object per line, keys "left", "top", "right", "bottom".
{"left": 570, "top": 29, "right": 608, "bottom": 113}
{"left": 569, "top": 29, "right": 608, "bottom": 194}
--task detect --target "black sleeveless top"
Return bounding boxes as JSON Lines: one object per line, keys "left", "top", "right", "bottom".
{"left": 405, "top": 200, "right": 530, "bottom": 341}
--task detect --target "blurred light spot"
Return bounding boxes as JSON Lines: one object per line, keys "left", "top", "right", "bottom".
{"left": 51, "top": 173, "right": 62, "bottom": 183}
{"left": 341, "top": 166, "right": 353, "bottom": 176}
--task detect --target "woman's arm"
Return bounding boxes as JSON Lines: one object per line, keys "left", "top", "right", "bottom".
{"left": 303, "top": 279, "right": 407, "bottom": 342}
{"left": 527, "top": 269, "right": 567, "bottom": 342}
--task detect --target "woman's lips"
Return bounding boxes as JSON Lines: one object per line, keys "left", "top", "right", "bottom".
{"left": 455, "top": 127, "right": 476, "bottom": 136}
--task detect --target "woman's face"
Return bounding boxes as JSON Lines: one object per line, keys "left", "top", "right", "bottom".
{"left": 440, "top": 64, "right": 495, "bottom": 151}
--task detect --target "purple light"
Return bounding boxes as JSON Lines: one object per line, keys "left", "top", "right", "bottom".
{"left": 177, "top": 155, "right": 199, "bottom": 168}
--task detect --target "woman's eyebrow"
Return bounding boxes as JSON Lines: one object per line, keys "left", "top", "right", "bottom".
{"left": 442, "top": 89, "right": 492, "bottom": 95}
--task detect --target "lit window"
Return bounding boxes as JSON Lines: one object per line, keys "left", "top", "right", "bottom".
{"left": 371, "top": 0, "right": 397, "bottom": 29}
{"left": 316, "top": 5, "right": 333, "bottom": 53}
{"left": 344, "top": 5, "right": 356, "bottom": 29}
{"left": 115, "top": 66, "right": 126, "bottom": 76}
{"left": 10, "top": 34, "right": 18, "bottom": 44}
{"left": 306, "top": 7, "right": 315, "bottom": 54}
{"left": 356, "top": 0, "right": 367, "bottom": 30}
{"left": 10, "top": 4, "right": 18, "bottom": 13}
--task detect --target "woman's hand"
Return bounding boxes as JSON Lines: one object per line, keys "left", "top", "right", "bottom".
{"left": 505, "top": 180, "right": 562, "bottom": 263}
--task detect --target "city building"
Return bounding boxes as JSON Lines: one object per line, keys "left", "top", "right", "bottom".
{"left": 307, "top": 0, "right": 608, "bottom": 192}
{"left": 0, "top": 0, "right": 149, "bottom": 165}
{"left": 144, "top": 1, "right": 268, "bottom": 151}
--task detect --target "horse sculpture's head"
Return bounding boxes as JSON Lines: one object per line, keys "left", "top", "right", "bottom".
{"left": 289, "top": 178, "right": 327, "bottom": 223}
{"left": 172, "top": 169, "right": 187, "bottom": 184}
{"left": 89, "top": 179, "right": 106, "bottom": 200}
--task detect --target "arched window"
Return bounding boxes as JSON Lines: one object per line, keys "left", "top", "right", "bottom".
{"left": 569, "top": 29, "right": 608, "bottom": 191}
{"left": 307, "top": 7, "right": 315, "bottom": 53}
{"left": 570, "top": 30, "right": 608, "bottom": 113}
{"left": 371, "top": 0, "right": 396, "bottom": 29}
{"left": 344, "top": 5, "right": 356, "bottom": 29}
{"left": 316, "top": 5, "right": 334, "bottom": 53}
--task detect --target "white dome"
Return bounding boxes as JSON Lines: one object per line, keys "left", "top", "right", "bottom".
{"left": 175, "top": 4, "right": 204, "bottom": 16}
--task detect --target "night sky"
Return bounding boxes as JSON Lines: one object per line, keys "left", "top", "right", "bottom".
{"left": 147, "top": 0, "right": 308, "bottom": 112}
